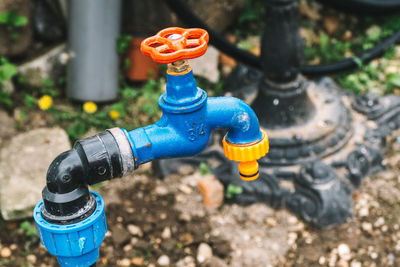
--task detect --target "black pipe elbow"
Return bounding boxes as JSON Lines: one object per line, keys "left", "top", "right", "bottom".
{"left": 42, "top": 130, "right": 126, "bottom": 224}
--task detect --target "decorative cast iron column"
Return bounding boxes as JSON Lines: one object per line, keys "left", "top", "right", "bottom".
{"left": 156, "top": 0, "right": 400, "bottom": 228}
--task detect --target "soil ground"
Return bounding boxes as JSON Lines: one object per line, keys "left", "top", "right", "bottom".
{"left": 1, "top": 132, "right": 400, "bottom": 266}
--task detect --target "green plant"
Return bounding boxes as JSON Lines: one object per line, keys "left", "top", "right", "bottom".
{"left": 0, "top": 10, "right": 28, "bottom": 39}
{"left": 19, "top": 221, "right": 38, "bottom": 239}
{"left": 0, "top": 57, "right": 17, "bottom": 107}
{"left": 199, "top": 162, "right": 212, "bottom": 175}
{"left": 235, "top": 0, "right": 264, "bottom": 37}
{"left": 225, "top": 184, "right": 243, "bottom": 199}
{"left": 23, "top": 94, "right": 36, "bottom": 108}
{"left": 41, "top": 78, "right": 58, "bottom": 97}
{"left": 90, "top": 181, "right": 109, "bottom": 192}
{"left": 139, "top": 78, "right": 163, "bottom": 119}
{"left": 117, "top": 34, "right": 132, "bottom": 54}
{"left": 386, "top": 73, "right": 400, "bottom": 94}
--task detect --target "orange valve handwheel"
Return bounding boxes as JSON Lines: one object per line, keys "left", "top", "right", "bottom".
{"left": 140, "top": 27, "right": 209, "bottom": 64}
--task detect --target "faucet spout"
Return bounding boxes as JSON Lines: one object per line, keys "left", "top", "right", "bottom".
{"left": 207, "top": 97, "right": 263, "bottom": 144}
{"left": 120, "top": 68, "right": 268, "bottom": 181}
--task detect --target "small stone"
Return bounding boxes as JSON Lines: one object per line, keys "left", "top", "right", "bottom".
{"left": 338, "top": 243, "right": 351, "bottom": 261}
{"left": 161, "top": 238, "right": 177, "bottom": 252}
{"left": 157, "top": 255, "right": 170, "bottom": 266}
{"left": 132, "top": 239, "right": 149, "bottom": 251}
{"left": 201, "top": 256, "right": 228, "bottom": 267}
{"left": 116, "top": 216, "right": 123, "bottom": 223}
{"left": 197, "top": 174, "right": 224, "bottom": 208}
{"left": 161, "top": 227, "right": 172, "bottom": 239}
{"left": 287, "top": 232, "right": 298, "bottom": 246}
{"left": 111, "top": 224, "right": 130, "bottom": 246}
{"left": 319, "top": 256, "right": 326, "bottom": 265}
{"left": 176, "top": 256, "right": 196, "bottom": 267}
{"left": 123, "top": 244, "right": 132, "bottom": 252}
{"left": 265, "top": 217, "right": 277, "bottom": 227}
{"left": 178, "top": 164, "right": 195, "bottom": 176}
{"left": 179, "top": 213, "right": 192, "bottom": 222}
{"left": 350, "top": 261, "right": 362, "bottom": 267}
{"left": 370, "top": 252, "right": 378, "bottom": 259}
{"left": 178, "top": 184, "right": 193, "bottom": 194}
{"left": 131, "top": 257, "right": 144, "bottom": 266}
{"left": 180, "top": 233, "right": 194, "bottom": 245}
{"left": 127, "top": 224, "right": 143, "bottom": 237}
{"left": 328, "top": 253, "right": 338, "bottom": 267}
{"left": 197, "top": 243, "right": 213, "bottom": 263}
{"left": 1, "top": 247, "right": 11, "bottom": 258}
{"left": 358, "top": 207, "right": 369, "bottom": 217}
{"left": 287, "top": 215, "right": 298, "bottom": 225}
{"left": 9, "top": 244, "right": 17, "bottom": 250}
{"left": 155, "top": 186, "right": 169, "bottom": 196}
{"left": 117, "top": 258, "right": 131, "bottom": 266}
{"left": 338, "top": 259, "right": 349, "bottom": 267}
{"left": 374, "top": 217, "right": 385, "bottom": 228}
{"left": 26, "top": 254, "right": 37, "bottom": 264}
{"left": 362, "top": 222, "right": 373, "bottom": 233}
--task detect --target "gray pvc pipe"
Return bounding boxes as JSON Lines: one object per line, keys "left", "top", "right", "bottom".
{"left": 67, "top": 0, "right": 121, "bottom": 102}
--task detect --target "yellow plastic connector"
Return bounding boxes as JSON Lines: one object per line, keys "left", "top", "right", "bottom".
{"left": 222, "top": 130, "right": 269, "bottom": 181}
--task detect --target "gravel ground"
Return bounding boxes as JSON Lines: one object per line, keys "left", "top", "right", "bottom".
{"left": 1, "top": 132, "right": 400, "bottom": 267}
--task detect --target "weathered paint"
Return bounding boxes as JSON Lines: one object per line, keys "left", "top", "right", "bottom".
{"left": 123, "top": 70, "right": 263, "bottom": 166}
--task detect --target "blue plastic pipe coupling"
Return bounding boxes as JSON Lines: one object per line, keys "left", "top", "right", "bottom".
{"left": 34, "top": 191, "right": 106, "bottom": 267}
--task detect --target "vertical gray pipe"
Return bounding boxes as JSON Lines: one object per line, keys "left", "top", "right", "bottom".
{"left": 67, "top": 0, "right": 121, "bottom": 102}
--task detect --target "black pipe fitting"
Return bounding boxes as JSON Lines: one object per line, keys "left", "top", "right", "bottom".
{"left": 41, "top": 130, "right": 125, "bottom": 224}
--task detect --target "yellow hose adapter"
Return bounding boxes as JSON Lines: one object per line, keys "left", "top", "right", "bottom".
{"left": 222, "top": 130, "right": 269, "bottom": 181}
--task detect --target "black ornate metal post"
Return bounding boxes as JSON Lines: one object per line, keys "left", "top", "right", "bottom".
{"left": 156, "top": 0, "right": 400, "bottom": 228}
{"left": 253, "top": 0, "right": 314, "bottom": 128}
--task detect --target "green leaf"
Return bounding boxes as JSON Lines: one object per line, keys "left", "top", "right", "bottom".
{"left": 19, "top": 221, "right": 38, "bottom": 239}
{"left": 67, "top": 120, "right": 88, "bottom": 141}
{"left": 42, "top": 78, "right": 54, "bottom": 87}
{"left": 24, "top": 94, "right": 36, "bottom": 108}
{"left": 237, "top": 40, "right": 254, "bottom": 51}
{"left": 12, "top": 15, "right": 28, "bottom": 27}
{"left": 0, "top": 60, "right": 18, "bottom": 81}
{"left": 319, "top": 33, "right": 329, "bottom": 51}
{"left": 117, "top": 34, "right": 132, "bottom": 54}
{"left": 352, "top": 57, "right": 363, "bottom": 68}
{"left": 225, "top": 184, "right": 243, "bottom": 199}
{"left": 388, "top": 73, "right": 400, "bottom": 87}
{"left": 0, "top": 90, "right": 12, "bottom": 107}
{"left": 10, "top": 32, "right": 18, "bottom": 40}
{"left": 0, "top": 12, "right": 9, "bottom": 24}
{"left": 199, "top": 162, "right": 211, "bottom": 175}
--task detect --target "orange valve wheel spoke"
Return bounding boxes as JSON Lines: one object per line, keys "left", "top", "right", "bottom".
{"left": 141, "top": 27, "right": 209, "bottom": 64}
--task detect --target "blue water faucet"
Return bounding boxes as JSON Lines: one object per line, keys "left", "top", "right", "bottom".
{"left": 34, "top": 27, "right": 269, "bottom": 267}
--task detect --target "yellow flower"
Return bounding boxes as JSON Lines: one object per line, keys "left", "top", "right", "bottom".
{"left": 109, "top": 110, "right": 120, "bottom": 120}
{"left": 38, "top": 95, "right": 53, "bottom": 110}
{"left": 83, "top": 102, "right": 97, "bottom": 114}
